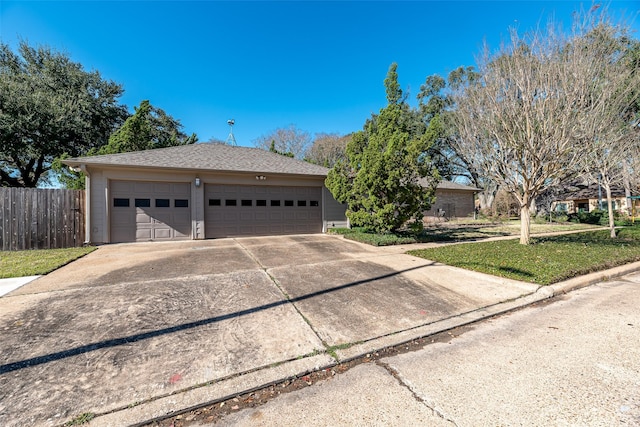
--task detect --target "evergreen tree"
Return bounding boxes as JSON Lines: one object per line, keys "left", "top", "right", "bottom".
{"left": 326, "top": 63, "right": 440, "bottom": 232}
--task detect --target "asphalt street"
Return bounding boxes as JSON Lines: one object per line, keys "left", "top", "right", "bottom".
{"left": 209, "top": 274, "right": 640, "bottom": 426}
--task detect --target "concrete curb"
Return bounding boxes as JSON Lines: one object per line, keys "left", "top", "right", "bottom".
{"left": 89, "top": 261, "right": 640, "bottom": 427}
{"left": 90, "top": 354, "right": 335, "bottom": 427}
{"left": 337, "top": 260, "right": 640, "bottom": 363}
{"left": 545, "top": 260, "right": 640, "bottom": 296}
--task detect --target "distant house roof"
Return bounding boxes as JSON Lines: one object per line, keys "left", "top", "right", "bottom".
{"left": 63, "top": 143, "right": 329, "bottom": 177}
{"left": 435, "top": 181, "right": 481, "bottom": 192}
{"left": 557, "top": 182, "right": 628, "bottom": 200}
{"left": 418, "top": 178, "right": 480, "bottom": 192}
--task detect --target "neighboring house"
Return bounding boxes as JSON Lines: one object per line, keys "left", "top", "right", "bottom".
{"left": 422, "top": 180, "right": 481, "bottom": 220}
{"left": 552, "top": 182, "right": 631, "bottom": 214}
{"left": 63, "top": 143, "right": 348, "bottom": 244}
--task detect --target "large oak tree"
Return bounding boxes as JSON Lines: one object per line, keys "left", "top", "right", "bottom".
{"left": 0, "top": 41, "right": 127, "bottom": 187}
{"left": 55, "top": 100, "right": 198, "bottom": 189}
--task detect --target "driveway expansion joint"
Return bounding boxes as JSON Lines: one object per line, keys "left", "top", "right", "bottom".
{"left": 233, "top": 238, "right": 267, "bottom": 270}
{"left": 375, "top": 359, "right": 460, "bottom": 427}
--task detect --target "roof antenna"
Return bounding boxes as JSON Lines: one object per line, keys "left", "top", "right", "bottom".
{"left": 226, "top": 119, "right": 237, "bottom": 146}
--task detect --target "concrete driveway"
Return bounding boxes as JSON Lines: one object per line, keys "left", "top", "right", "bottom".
{"left": 0, "top": 234, "right": 539, "bottom": 427}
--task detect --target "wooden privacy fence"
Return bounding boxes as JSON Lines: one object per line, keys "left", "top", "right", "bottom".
{"left": 0, "top": 188, "right": 85, "bottom": 251}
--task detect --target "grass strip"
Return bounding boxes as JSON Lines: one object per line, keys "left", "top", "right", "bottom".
{"left": 0, "top": 246, "right": 96, "bottom": 279}
{"left": 407, "top": 228, "right": 640, "bottom": 285}
{"left": 329, "top": 221, "right": 596, "bottom": 247}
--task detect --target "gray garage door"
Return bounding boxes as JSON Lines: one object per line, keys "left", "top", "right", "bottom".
{"left": 205, "top": 184, "right": 322, "bottom": 238}
{"left": 110, "top": 181, "right": 191, "bottom": 243}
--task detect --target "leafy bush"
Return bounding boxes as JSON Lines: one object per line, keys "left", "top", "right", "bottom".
{"left": 534, "top": 212, "right": 569, "bottom": 224}
{"left": 568, "top": 209, "right": 604, "bottom": 224}
{"left": 328, "top": 227, "right": 423, "bottom": 246}
{"left": 597, "top": 209, "right": 634, "bottom": 226}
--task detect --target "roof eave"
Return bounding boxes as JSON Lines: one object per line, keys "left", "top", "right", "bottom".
{"left": 62, "top": 161, "right": 328, "bottom": 178}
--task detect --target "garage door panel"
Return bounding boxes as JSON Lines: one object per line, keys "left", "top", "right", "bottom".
{"left": 269, "top": 225, "right": 285, "bottom": 233}
{"left": 270, "top": 212, "right": 283, "bottom": 220}
{"left": 136, "top": 212, "right": 153, "bottom": 224}
{"left": 223, "top": 212, "right": 239, "bottom": 221}
{"left": 205, "top": 184, "right": 322, "bottom": 239}
{"left": 136, "top": 229, "right": 152, "bottom": 240}
{"left": 110, "top": 180, "right": 191, "bottom": 243}
{"left": 253, "top": 225, "right": 270, "bottom": 234}
{"left": 133, "top": 182, "right": 154, "bottom": 193}
{"left": 152, "top": 212, "right": 172, "bottom": 224}
{"left": 153, "top": 182, "right": 171, "bottom": 193}
{"left": 154, "top": 229, "right": 171, "bottom": 239}
{"left": 112, "top": 181, "right": 134, "bottom": 193}
{"left": 239, "top": 211, "right": 253, "bottom": 221}
{"left": 295, "top": 212, "right": 310, "bottom": 220}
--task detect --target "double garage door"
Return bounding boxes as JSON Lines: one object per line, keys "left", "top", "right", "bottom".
{"left": 110, "top": 181, "right": 322, "bottom": 242}
{"left": 205, "top": 184, "right": 322, "bottom": 238}
{"left": 110, "top": 181, "right": 191, "bottom": 243}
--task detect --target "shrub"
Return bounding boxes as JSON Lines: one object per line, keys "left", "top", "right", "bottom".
{"left": 568, "top": 209, "right": 604, "bottom": 224}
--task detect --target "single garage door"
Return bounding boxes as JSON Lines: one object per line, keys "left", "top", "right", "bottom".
{"left": 110, "top": 180, "right": 191, "bottom": 243}
{"left": 205, "top": 184, "right": 322, "bottom": 238}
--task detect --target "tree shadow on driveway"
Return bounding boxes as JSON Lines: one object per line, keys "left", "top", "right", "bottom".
{"left": 0, "top": 263, "right": 433, "bottom": 375}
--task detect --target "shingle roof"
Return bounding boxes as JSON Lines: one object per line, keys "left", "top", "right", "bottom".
{"left": 63, "top": 143, "right": 329, "bottom": 177}
{"left": 436, "top": 181, "right": 481, "bottom": 192}
{"left": 418, "top": 178, "right": 481, "bottom": 192}
{"left": 557, "top": 182, "right": 627, "bottom": 200}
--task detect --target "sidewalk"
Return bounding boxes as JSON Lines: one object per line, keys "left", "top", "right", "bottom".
{"left": 0, "top": 276, "right": 40, "bottom": 297}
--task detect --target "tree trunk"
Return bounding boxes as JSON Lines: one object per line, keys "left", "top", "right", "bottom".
{"left": 520, "top": 204, "right": 531, "bottom": 245}
{"left": 623, "top": 160, "right": 632, "bottom": 215}
{"left": 529, "top": 198, "right": 537, "bottom": 217}
{"left": 605, "top": 185, "right": 616, "bottom": 238}
{"left": 478, "top": 191, "right": 496, "bottom": 211}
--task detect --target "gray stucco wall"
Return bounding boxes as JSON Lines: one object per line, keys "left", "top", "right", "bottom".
{"left": 323, "top": 186, "right": 349, "bottom": 229}
{"left": 424, "top": 189, "right": 476, "bottom": 219}
{"left": 84, "top": 165, "right": 348, "bottom": 243}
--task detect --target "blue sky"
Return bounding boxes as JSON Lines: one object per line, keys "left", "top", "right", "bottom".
{"left": 1, "top": 1, "right": 638, "bottom": 147}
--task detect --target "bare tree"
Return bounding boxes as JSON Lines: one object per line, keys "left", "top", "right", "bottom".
{"left": 252, "top": 125, "right": 312, "bottom": 159}
{"left": 573, "top": 23, "right": 640, "bottom": 237}
{"left": 306, "top": 133, "right": 351, "bottom": 167}
{"left": 451, "top": 10, "right": 640, "bottom": 244}
{"left": 203, "top": 137, "right": 227, "bottom": 145}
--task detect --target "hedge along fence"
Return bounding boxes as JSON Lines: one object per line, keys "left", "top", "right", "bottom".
{"left": 0, "top": 188, "right": 85, "bottom": 251}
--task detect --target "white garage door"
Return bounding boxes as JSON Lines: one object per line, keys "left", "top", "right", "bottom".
{"left": 110, "top": 181, "right": 191, "bottom": 243}
{"left": 205, "top": 184, "right": 322, "bottom": 238}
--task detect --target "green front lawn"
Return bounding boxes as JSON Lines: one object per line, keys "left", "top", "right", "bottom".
{"left": 0, "top": 246, "right": 96, "bottom": 279}
{"left": 330, "top": 220, "right": 597, "bottom": 246}
{"left": 408, "top": 228, "right": 640, "bottom": 285}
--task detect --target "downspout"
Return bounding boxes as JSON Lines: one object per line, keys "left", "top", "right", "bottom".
{"left": 80, "top": 164, "right": 91, "bottom": 245}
